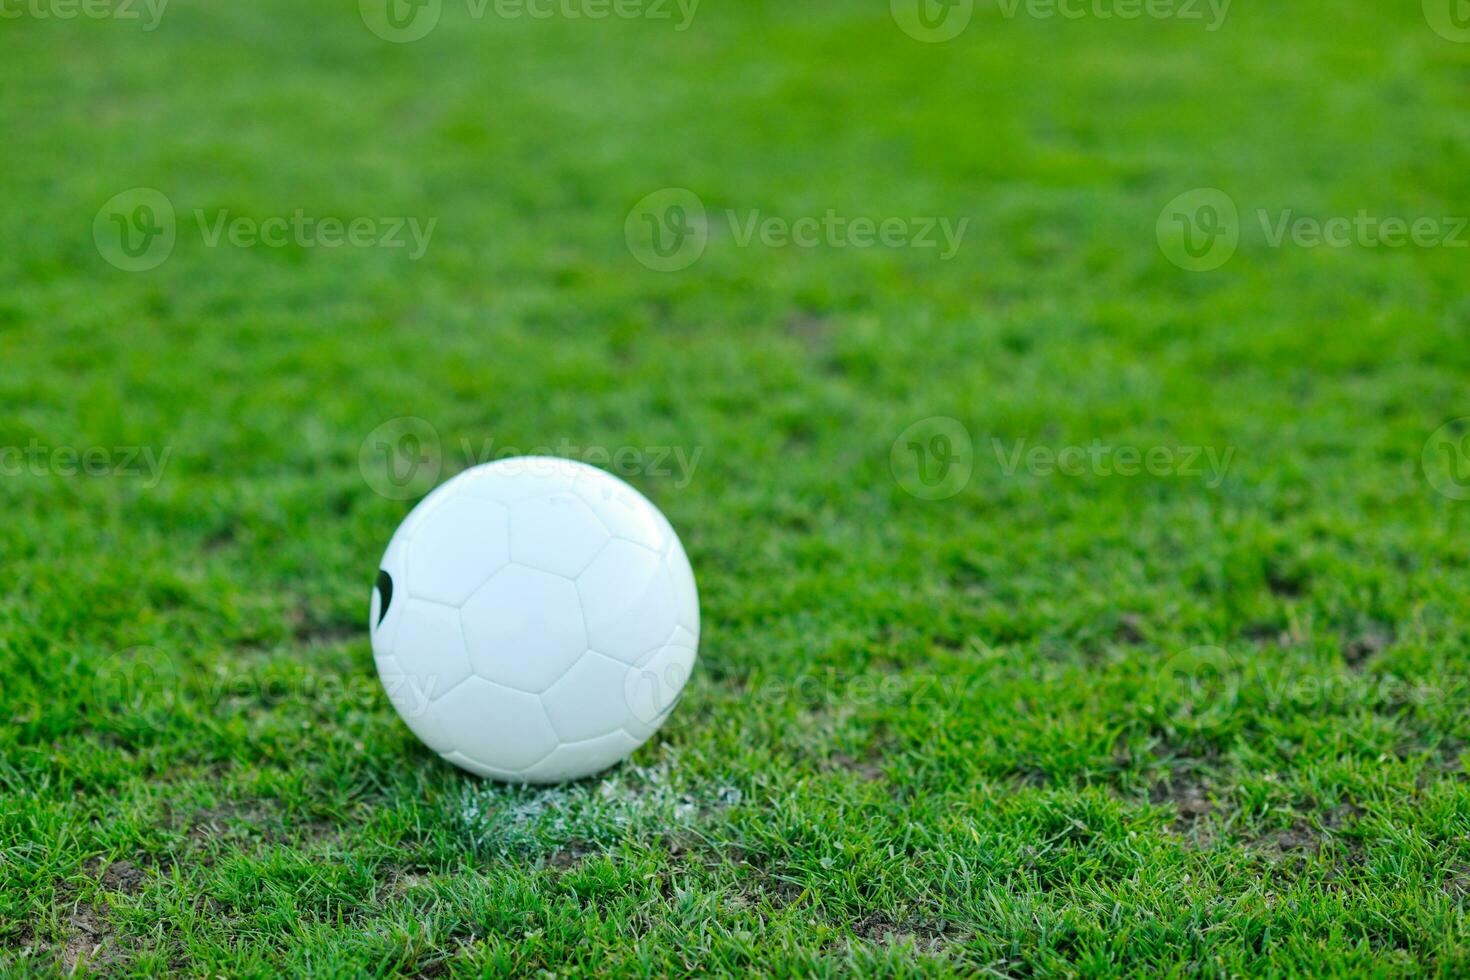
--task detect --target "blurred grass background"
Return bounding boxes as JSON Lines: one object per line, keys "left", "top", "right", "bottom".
{"left": 2, "top": 0, "right": 1469, "bottom": 973}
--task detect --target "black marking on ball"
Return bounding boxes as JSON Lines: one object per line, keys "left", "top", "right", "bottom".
{"left": 375, "top": 569, "right": 394, "bottom": 628}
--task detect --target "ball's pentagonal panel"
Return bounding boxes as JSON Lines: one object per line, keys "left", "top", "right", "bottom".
{"left": 372, "top": 457, "right": 699, "bottom": 782}
{"left": 375, "top": 654, "right": 455, "bottom": 753}
{"left": 577, "top": 539, "right": 678, "bottom": 663}
{"left": 509, "top": 493, "right": 610, "bottom": 579}
{"left": 404, "top": 494, "right": 510, "bottom": 606}
{"left": 540, "top": 650, "right": 634, "bottom": 743}
{"left": 461, "top": 564, "right": 588, "bottom": 693}
{"left": 390, "top": 599, "right": 474, "bottom": 700}
{"left": 624, "top": 627, "right": 699, "bottom": 739}
{"left": 431, "top": 677, "right": 560, "bottom": 772}
{"left": 571, "top": 478, "right": 667, "bottom": 552}
{"left": 518, "top": 731, "right": 641, "bottom": 784}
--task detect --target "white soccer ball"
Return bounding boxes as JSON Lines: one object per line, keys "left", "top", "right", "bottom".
{"left": 370, "top": 457, "right": 699, "bottom": 783}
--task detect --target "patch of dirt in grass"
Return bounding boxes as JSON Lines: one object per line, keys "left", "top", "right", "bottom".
{"left": 285, "top": 604, "right": 362, "bottom": 646}
{"left": 847, "top": 914, "right": 955, "bottom": 956}
{"left": 415, "top": 959, "right": 452, "bottom": 978}
{"left": 408, "top": 939, "right": 478, "bottom": 978}
{"left": 261, "top": 601, "right": 360, "bottom": 647}
{"left": 663, "top": 830, "right": 748, "bottom": 878}
{"left": 1151, "top": 781, "right": 1212, "bottom": 818}
{"left": 1173, "top": 794, "right": 1214, "bottom": 825}
{"left": 43, "top": 858, "right": 144, "bottom": 974}
{"left": 544, "top": 839, "right": 600, "bottom": 871}
{"left": 787, "top": 311, "right": 834, "bottom": 355}
{"left": 1342, "top": 623, "right": 1393, "bottom": 669}
{"left": 201, "top": 524, "right": 238, "bottom": 552}
{"left": 293, "top": 623, "right": 361, "bottom": 646}
{"left": 1149, "top": 775, "right": 1217, "bottom": 845}
{"left": 1114, "top": 614, "right": 1147, "bottom": 646}
{"left": 1241, "top": 620, "right": 1291, "bottom": 645}
{"left": 756, "top": 874, "right": 806, "bottom": 909}
{"left": 827, "top": 752, "right": 884, "bottom": 782}
{"left": 60, "top": 901, "right": 117, "bottom": 974}
{"left": 183, "top": 800, "right": 279, "bottom": 843}
{"left": 1403, "top": 741, "right": 1469, "bottom": 787}
{"left": 174, "top": 796, "right": 341, "bottom": 850}
{"left": 1265, "top": 563, "right": 1309, "bottom": 598}
{"left": 1442, "top": 865, "right": 1470, "bottom": 896}
{"left": 1256, "top": 825, "right": 1322, "bottom": 857}
{"left": 85, "top": 858, "right": 148, "bottom": 895}
{"left": 546, "top": 850, "right": 582, "bottom": 870}
{"left": 736, "top": 853, "right": 812, "bottom": 910}
{"left": 384, "top": 868, "right": 434, "bottom": 897}
{"left": 1252, "top": 806, "right": 1365, "bottom": 866}
{"left": 1318, "top": 802, "right": 1363, "bottom": 832}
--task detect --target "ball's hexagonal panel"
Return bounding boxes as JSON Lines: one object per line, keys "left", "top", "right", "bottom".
{"left": 390, "top": 598, "right": 474, "bottom": 700}
{"left": 404, "top": 494, "right": 510, "bottom": 606}
{"left": 577, "top": 539, "right": 678, "bottom": 663}
{"left": 458, "top": 457, "right": 593, "bottom": 506}
{"left": 397, "top": 476, "right": 458, "bottom": 539}
{"left": 509, "top": 493, "right": 611, "bottom": 579}
{"left": 664, "top": 538, "right": 701, "bottom": 640}
{"left": 441, "top": 750, "right": 519, "bottom": 781}
{"left": 517, "top": 730, "right": 641, "bottom": 784}
{"left": 540, "top": 650, "right": 634, "bottom": 743}
{"left": 432, "top": 677, "right": 560, "bottom": 771}
{"left": 370, "top": 581, "right": 401, "bottom": 662}
{"left": 624, "top": 628, "right": 698, "bottom": 740}
{"left": 375, "top": 654, "right": 455, "bottom": 753}
{"left": 461, "top": 564, "right": 588, "bottom": 692}
{"left": 571, "top": 478, "right": 667, "bottom": 552}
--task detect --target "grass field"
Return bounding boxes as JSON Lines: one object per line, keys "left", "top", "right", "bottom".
{"left": 4, "top": 0, "right": 1470, "bottom": 974}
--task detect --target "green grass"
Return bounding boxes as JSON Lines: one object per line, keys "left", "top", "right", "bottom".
{"left": 3, "top": 0, "right": 1470, "bottom": 974}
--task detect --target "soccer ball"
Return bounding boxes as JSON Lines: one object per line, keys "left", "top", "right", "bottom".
{"left": 370, "top": 457, "right": 699, "bottom": 783}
